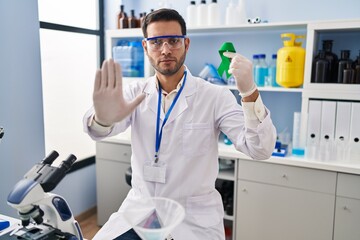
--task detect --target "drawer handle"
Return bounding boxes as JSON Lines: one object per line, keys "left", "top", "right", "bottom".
{"left": 282, "top": 174, "right": 287, "bottom": 179}
{"left": 123, "top": 153, "right": 128, "bottom": 156}
{"left": 242, "top": 188, "right": 247, "bottom": 192}
{"left": 343, "top": 206, "right": 349, "bottom": 211}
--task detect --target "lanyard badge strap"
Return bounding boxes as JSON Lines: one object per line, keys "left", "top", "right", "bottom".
{"left": 155, "top": 71, "right": 187, "bottom": 163}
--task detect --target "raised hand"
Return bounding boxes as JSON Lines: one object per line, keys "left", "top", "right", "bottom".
{"left": 223, "top": 52, "right": 257, "bottom": 98}
{"left": 93, "top": 59, "right": 145, "bottom": 126}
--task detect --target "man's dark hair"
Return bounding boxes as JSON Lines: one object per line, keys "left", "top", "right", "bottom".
{"left": 142, "top": 8, "right": 187, "bottom": 38}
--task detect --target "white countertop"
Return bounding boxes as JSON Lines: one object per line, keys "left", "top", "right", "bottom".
{"left": 101, "top": 134, "right": 360, "bottom": 175}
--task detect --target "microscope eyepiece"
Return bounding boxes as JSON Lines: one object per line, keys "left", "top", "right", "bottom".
{"left": 42, "top": 150, "right": 59, "bottom": 165}
{"left": 59, "top": 154, "right": 77, "bottom": 173}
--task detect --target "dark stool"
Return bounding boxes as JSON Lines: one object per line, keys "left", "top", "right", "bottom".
{"left": 125, "top": 167, "right": 132, "bottom": 187}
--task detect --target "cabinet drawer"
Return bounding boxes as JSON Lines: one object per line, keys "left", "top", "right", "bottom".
{"left": 238, "top": 160, "right": 336, "bottom": 194}
{"left": 96, "top": 141, "right": 132, "bottom": 163}
{"left": 337, "top": 173, "right": 360, "bottom": 199}
{"left": 334, "top": 197, "right": 360, "bottom": 240}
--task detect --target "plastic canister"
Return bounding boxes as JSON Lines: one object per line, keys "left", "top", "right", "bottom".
{"left": 112, "top": 41, "right": 144, "bottom": 77}
{"left": 276, "top": 33, "right": 305, "bottom": 88}
{"left": 130, "top": 41, "right": 144, "bottom": 77}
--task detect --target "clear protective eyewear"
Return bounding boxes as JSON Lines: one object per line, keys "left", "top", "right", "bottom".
{"left": 145, "top": 35, "right": 186, "bottom": 51}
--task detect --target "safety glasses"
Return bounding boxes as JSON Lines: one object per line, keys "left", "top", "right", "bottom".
{"left": 145, "top": 35, "right": 186, "bottom": 51}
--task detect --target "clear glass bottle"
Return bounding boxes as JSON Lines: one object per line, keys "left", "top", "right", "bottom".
{"left": 254, "top": 54, "right": 268, "bottom": 87}
{"left": 268, "top": 54, "right": 278, "bottom": 87}
{"left": 252, "top": 54, "right": 259, "bottom": 79}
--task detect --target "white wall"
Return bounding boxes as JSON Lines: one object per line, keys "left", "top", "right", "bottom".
{"left": 0, "top": 0, "right": 96, "bottom": 218}
{"left": 0, "top": 0, "right": 45, "bottom": 217}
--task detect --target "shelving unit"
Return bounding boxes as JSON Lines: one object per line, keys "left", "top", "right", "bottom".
{"left": 300, "top": 19, "right": 360, "bottom": 153}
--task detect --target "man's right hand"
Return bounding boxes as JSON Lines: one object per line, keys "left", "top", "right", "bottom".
{"left": 93, "top": 59, "right": 145, "bottom": 126}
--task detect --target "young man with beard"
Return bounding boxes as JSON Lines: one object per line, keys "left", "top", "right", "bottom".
{"left": 84, "top": 8, "right": 276, "bottom": 240}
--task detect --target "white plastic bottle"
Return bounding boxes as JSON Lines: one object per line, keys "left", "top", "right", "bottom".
{"left": 225, "top": 0, "right": 236, "bottom": 26}
{"left": 186, "top": 1, "right": 197, "bottom": 28}
{"left": 197, "top": 0, "right": 208, "bottom": 27}
{"left": 236, "top": 0, "right": 248, "bottom": 24}
{"left": 207, "top": 0, "right": 220, "bottom": 26}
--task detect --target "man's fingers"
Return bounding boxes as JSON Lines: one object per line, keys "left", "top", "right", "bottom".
{"left": 229, "top": 68, "right": 241, "bottom": 76}
{"left": 224, "top": 52, "right": 248, "bottom": 62}
{"left": 114, "top": 61, "right": 123, "bottom": 91}
{"left": 107, "top": 59, "right": 115, "bottom": 88}
{"left": 94, "top": 70, "right": 101, "bottom": 91}
{"left": 100, "top": 60, "right": 108, "bottom": 88}
{"left": 223, "top": 52, "right": 237, "bottom": 58}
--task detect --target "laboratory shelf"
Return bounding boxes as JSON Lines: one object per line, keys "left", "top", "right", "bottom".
{"left": 187, "top": 21, "right": 307, "bottom": 36}
{"left": 225, "top": 85, "right": 303, "bottom": 92}
{"left": 218, "top": 169, "right": 235, "bottom": 181}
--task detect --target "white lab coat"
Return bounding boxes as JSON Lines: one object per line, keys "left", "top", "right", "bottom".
{"left": 83, "top": 69, "right": 276, "bottom": 239}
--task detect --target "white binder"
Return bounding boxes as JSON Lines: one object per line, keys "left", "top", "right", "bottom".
{"left": 350, "top": 102, "right": 360, "bottom": 147}
{"left": 307, "top": 100, "right": 322, "bottom": 146}
{"left": 335, "top": 101, "right": 351, "bottom": 143}
{"left": 320, "top": 100, "right": 336, "bottom": 143}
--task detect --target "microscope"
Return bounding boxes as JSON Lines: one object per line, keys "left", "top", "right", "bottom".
{"left": 0, "top": 150, "right": 83, "bottom": 240}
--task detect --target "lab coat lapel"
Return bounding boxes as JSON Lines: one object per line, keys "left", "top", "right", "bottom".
{"left": 143, "top": 70, "right": 197, "bottom": 124}
{"left": 143, "top": 78, "right": 165, "bottom": 120}
{"left": 166, "top": 71, "right": 196, "bottom": 125}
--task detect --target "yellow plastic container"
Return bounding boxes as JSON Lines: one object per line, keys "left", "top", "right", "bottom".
{"left": 276, "top": 33, "right": 306, "bottom": 88}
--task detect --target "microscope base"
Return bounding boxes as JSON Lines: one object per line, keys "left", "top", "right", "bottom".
{"left": 0, "top": 224, "right": 77, "bottom": 240}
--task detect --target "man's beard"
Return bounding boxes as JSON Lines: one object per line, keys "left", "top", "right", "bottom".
{"left": 149, "top": 51, "right": 186, "bottom": 76}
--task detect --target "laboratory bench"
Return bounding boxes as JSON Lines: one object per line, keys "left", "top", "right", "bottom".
{"left": 96, "top": 134, "right": 360, "bottom": 240}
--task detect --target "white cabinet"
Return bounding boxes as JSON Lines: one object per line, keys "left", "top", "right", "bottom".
{"left": 236, "top": 159, "right": 336, "bottom": 240}
{"left": 96, "top": 141, "right": 132, "bottom": 225}
{"left": 334, "top": 173, "right": 360, "bottom": 240}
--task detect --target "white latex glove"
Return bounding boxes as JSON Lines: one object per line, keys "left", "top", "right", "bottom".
{"left": 223, "top": 52, "right": 257, "bottom": 97}
{"left": 93, "top": 59, "right": 145, "bottom": 126}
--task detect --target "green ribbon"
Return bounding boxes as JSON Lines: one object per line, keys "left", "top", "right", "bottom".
{"left": 217, "top": 42, "right": 236, "bottom": 79}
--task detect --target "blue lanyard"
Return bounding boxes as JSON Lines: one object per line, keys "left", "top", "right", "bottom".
{"left": 155, "top": 70, "right": 187, "bottom": 163}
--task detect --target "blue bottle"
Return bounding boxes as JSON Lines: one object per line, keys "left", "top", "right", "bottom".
{"left": 130, "top": 41, "right": 144, "bottom": 77}
{"left": 254, "top": 54, "right": 268, "bottom": 87}
{"left": 252, "top": 54, "right": 259, "bottom": 79}
{"left": 268, "top": 54, "right": 280, "bottom": 87}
